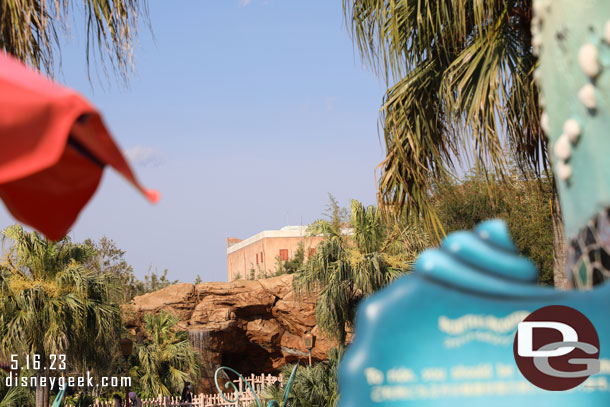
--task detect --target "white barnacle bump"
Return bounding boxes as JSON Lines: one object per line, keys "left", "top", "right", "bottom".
{"left": 578, "top": 83, "right": 596, "bottom": 109}
{"left": 531, "top": 16, "right": 541, "bottom": 31}
{"left": 554, "top": 134, "right": 572, "bottom": 161}
{"left": 532, "top": 35, "right": 542, "bottom": 55}
{"left": 540, "top": 112, "right": 550, "bottom": 134}
{"left": 557, "top": 161, "right": 572, "bottom": 181}
{"left": 605, "top": 20, "right": 610, "bottom": 44}
{"left": 539, "top": 94, "right": 546, "bottom": 108}
{"left": 563, "top": 119, "right": 581, "bottom": 143}
{"left": 579, "top": 43, "right": 600, "bottom": 78}
{"left": 533, "top": 69, "right": 542, "bottom": 82}
{"left": 533, "top": 0, "right": 551, "bottom": 17}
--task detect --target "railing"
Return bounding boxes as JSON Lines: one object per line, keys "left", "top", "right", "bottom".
{"left": 94, "top": 373, "right": 285, "bottom": 407}
{"left": 94, "top": 394, "right": 253, "bottom": 406}
{"left": 214, "top": 366, "right": 297, "bottom": 407}
{"left": 228, "top": 372, "right": 284, "bottom": 395}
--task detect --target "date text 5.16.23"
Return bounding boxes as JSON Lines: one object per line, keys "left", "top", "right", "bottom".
{"left": 10, "top": 354, "right": 66, "bottom": 370}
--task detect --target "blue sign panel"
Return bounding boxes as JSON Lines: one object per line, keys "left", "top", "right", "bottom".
{"left": 339, "top": 220, "right": 610, "bottom": 406}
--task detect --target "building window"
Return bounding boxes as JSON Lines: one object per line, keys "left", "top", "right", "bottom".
{"left": 279, "top": 249, "right": 289, "bottom": 261}
{"left": 309, "top": 248, "right": 316, "bottom": 257}
{"left": 261, "top": 251, "right": 264, "bottom": 263}
{"left": 256, "top": 253, "right": 259, "bottom": 264}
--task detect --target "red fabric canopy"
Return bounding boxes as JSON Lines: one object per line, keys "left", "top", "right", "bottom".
{"left": 0, "top": 52, "right": 159, "bottom": 240}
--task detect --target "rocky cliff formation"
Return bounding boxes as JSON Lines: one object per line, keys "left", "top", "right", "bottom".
{"left": 123, "top": 274, "right": 335, "bottom": 393}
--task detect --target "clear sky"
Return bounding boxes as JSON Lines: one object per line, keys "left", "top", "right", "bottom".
{"left": 0, "top": 0, "right": 388, "bottom": 283}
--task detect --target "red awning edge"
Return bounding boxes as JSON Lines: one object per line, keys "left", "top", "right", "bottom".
{"left": 0, "top": 52, "right": 160, "bottom": 240}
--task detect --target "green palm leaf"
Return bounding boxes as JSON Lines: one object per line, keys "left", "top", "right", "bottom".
{"left": 344, "top": 0, "right": 546, "bottom": 240}
{"left": 294, "top": 200, "right": 422, "bottom": 344}
{"left": 0, "top": 225, "right": 123, "bottom": 407}
{"left": 130, "top": 311, "right": 202, "bottom": 397}
{"left": 0, "top": 0, "right": 149, "bottom": 81}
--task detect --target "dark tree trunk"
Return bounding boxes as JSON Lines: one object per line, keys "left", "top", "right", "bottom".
{"left": 43, "top": 383, "right": 49, "bottom": 407}
{"left": 551, "top": 188, "right": 569, "bottom": 289}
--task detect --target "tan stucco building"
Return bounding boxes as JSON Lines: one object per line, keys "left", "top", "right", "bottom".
{"left": 226, "top": 226, "right": 324, "bottom": 281}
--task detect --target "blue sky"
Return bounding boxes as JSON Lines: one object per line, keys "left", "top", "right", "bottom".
{"left": 0, "top": 0, "right": 388, "bottom": 282}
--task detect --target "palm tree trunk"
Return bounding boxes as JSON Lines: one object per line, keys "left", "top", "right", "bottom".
{"left": 35, "top": 352, "right": 49, "bottom": 407}
{"left": 551, "top": 189, "right": 569, "bottom": 289}
{"left": 35, "top": 370, "right": 45, "bottom": 407}
{"left": 43, "top": 384, "right": 49, "bottom": 407}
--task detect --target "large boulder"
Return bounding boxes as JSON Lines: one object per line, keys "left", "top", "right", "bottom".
{"left": 123, "top": 274, "right": 337, "bottom": 393}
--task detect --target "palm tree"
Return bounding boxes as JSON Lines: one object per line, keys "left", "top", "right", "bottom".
{"left": 294, "top": 200, "right": 427, "bottom": 345}
{"left": 0, "top": 225, "right": 122, "bottom": 407}
{"left": 130, "top": 312, "right": 202, "bottom": 397}
{"left": 0, "top": 0, "right": 149, "bottom": 81}
{"left": 342, "top": 1, "right": 566, "bottom": 285}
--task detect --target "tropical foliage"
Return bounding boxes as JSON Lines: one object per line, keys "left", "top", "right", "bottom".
{"left": 342, "top": 0, "right": 547, "bottom": 239}
{"left": 274, "top": 242, "right": 306, "bottom": 276}
{"left": 0, "top": 378, "right": 34, "bottom": 407}
{"left": 84, "top": 237, "right": 178, "bottom": 303}
{"left": 84, "top": 237, "right": 141, "bottom": 303}
{"left": 0, "top": 0, "right": 149, "bottom": 81}
{"left": 0, "top": 225, "right": 122, "bottom": 407}
{"left": 258, "top": 348, "right": 342, "bottom": 407}
{"left": 63, "top": 393, "right": 95, "bottom": 407}
{"left": 294, "top": 199, "right": 428, "bottom": 345}
{"left": 432, "top": 168, "right": 555, "bottom": 284}
{"left": 129, "top": 312, "right": 201, "bottom": 397}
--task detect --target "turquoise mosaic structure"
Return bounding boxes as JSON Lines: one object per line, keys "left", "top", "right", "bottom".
{"left": 534, "top": 0, "right": 610, "bottom": 287}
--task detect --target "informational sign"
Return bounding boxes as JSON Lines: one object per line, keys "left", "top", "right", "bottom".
{"left": 338, "top": 220, "right": 610, "bottom": 406}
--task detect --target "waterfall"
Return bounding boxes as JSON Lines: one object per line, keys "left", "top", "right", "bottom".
{"left": 189, "top": 329, "right": 215, "bottom": 370}
{"left": 189, "top": 329, "right": 211, "bottom": 354}
{"left": 189, "top": 329, "right": 226, "bottom": 393}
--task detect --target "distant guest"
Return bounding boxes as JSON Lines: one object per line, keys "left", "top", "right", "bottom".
{"left": 180, "top": 381, "right": 193, "bottom": 405}
{"left": 128, "top": 391, "right": 142, "bottom": 407}
{"left": 112, "top": 394, "right": 123, "bottom": 407}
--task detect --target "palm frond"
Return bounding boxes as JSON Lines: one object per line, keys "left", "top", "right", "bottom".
{"left": 294, "top": 200, "right": 420, "bottom": 344}
{"left": 343, "top": 0, "right": 546, "bottom": 240}
{"left": 0, "top": 0, "right": 149, "bottom": 81}
{"left": 132, "top": 311, "right": 202, "bottom": 397}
